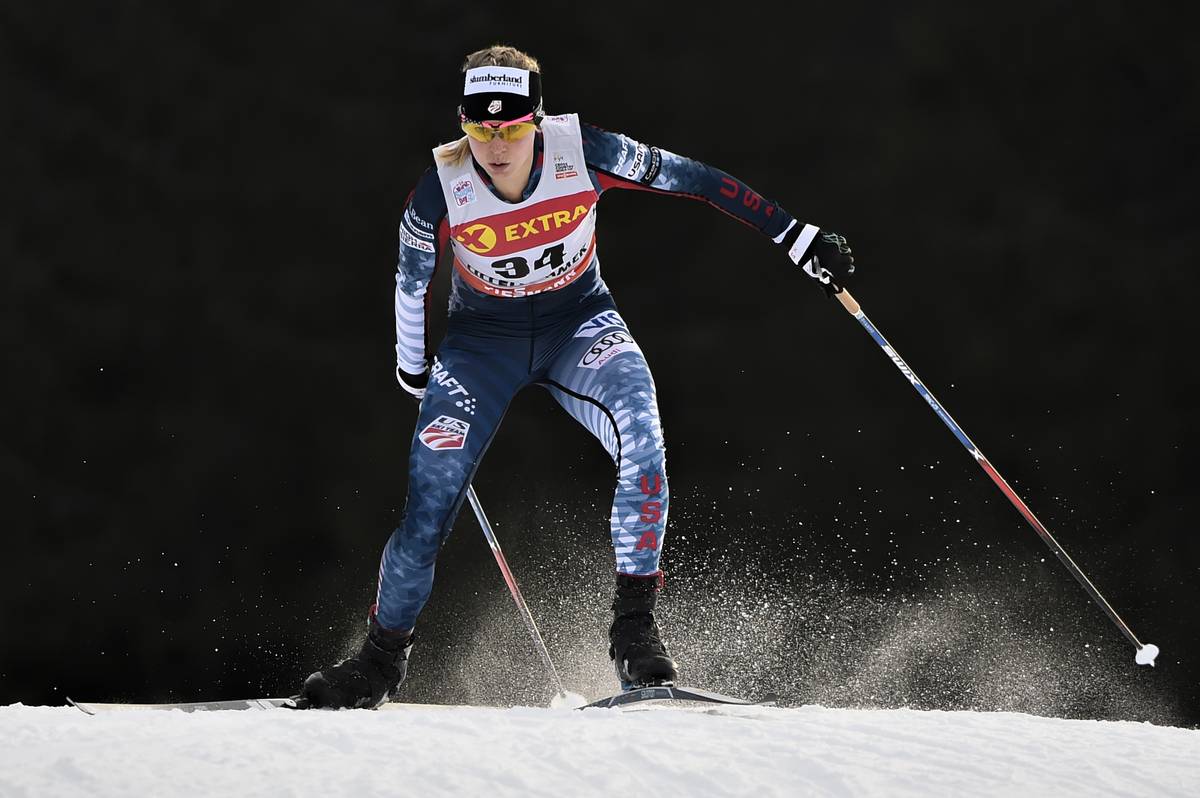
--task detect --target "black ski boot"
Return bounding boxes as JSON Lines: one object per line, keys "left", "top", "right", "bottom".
{"left": 294, "top": 615, "right": 414, "bottom": 709}
{"left": 609, "top": 572, "right": 678, "bottom": 689}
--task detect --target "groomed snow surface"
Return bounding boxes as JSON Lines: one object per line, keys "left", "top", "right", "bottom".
{"left": 2, "top": 702, "right": 1196, "bottom": 797}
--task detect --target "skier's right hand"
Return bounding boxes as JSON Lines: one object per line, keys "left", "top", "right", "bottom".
{"left": 396, "top": 365, "right": 428, "bottom": 402}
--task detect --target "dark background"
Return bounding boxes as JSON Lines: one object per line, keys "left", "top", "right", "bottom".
{"left": 3, "top": 1, "right": 1197, "bottom": 725}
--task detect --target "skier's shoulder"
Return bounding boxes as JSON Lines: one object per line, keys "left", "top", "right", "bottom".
{"left": 408, "top": 166, "right": 448, "bottom": 217}
{"left": 577, "top": 119, "right": 656, "bottom": 183}
{"left": 538, "top": 112, "right": 585, "bottom": 145}
{"left": 411, "top": 164, "right": 445, "bottom": 198}
{"left": 575, "top": 116, "right": 629, "bottom": 150}
{"left": 400, "top": 166, "right": 446, "bottom": 253}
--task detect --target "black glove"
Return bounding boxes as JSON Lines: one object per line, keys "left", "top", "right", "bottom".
{"left": 396, "top": 365, "right": 428, "bottom": 403}
{"left": 781, "top": 223, "right": 856, "bottom": 296}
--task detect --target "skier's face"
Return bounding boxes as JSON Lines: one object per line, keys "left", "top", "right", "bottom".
{"left": 467, "top": 122, "right": 536, "bottom": 186}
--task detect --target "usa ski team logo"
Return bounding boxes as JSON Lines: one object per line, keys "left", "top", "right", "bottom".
{"left": 419, "top": 415, "right": 471, "bottom": 450}
{"left": 573, "top": 310, "right": 626, "bottom": 338}
{"left": 452, "top": 178, "right": 476, "bottom": 207}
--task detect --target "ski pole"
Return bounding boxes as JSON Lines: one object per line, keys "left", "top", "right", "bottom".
{"left": 465, "top": 483, "right": 570, "bottom": 696}
{"left": 829, "top": 286, "right": 1159, "bottom": 667}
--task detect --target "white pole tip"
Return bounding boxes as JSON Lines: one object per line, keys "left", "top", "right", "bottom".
{"left": 1135, "top": 643, "right": 1159, "bottom": 667}
{"left": 550, "top": 691, "right": 588, "bottom": 709}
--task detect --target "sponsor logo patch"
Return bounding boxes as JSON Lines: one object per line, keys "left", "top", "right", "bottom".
{"left": 449, "top": 190, "right": 596, "bottom": 259}
{"left": 455, "top": 223, "right": 497, "bottom": 254}
{"left": 640, "top": 146, "right": 662, "bottom": 185}
{"left": 430, "top": 357, "right": 477, "bottom": 415}
{"left": 635, "top": 472, "right": 664, "bottom": 551}
{"left": 452, "top": 178, "right": 476, "bottom": 207}
{"left": 502, "top": 204, "right": 589, "bottom": 243}
{"left": 463, "top": 67, "right": 529, "bottom": 96}
{"left": 625, "top": 143, "right": 647, "bottom": 179}
{"left": 399, "top": 225, "right": 435, "bottom": 253}
{"left": 487, "top": 99, "right": 502, "bottom": 114}
{"left": 578, "top": 331, "right": 641, "bottom": 370}
{"left": 573, "top": 310, "right": 626, "bottom": 338}
{"left": 419, "top": 415, "right": 471, "bottom": 450}
{"left": 614, "top": 138, "right": 629, "bottom": 173}
{"left": 553, "top": 152, "right": 578, "bottom": 180}
{"left": 403, "top": 207, "right": 434, "bottom": 236}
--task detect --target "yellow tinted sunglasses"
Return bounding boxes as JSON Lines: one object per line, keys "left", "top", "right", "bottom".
{"left": 460, "top": 113, "right": 538, "bottom": 143}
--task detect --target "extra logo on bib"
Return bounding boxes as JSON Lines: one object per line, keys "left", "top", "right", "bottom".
{"left": 419, "top": 415, "right": 470, "bottom": 450}
{"left": 450, "top": 191, "right": 597, "bottom": 298}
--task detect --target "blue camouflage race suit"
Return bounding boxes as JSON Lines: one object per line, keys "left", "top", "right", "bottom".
{"left": 375, "top": 113, "right": 797, "bottom": 632}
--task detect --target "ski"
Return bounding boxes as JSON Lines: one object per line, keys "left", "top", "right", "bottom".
{"left": 67, "top": 697, "right": 292, "bottom": 714}
{"left": 66, "top": 686, "right": 772, "bottom": 714}
{"left": 64, "top": 697, "right": 465, "bottom": 714}
{"left": 580, "top": 685, "right": 773, "bottom": 710}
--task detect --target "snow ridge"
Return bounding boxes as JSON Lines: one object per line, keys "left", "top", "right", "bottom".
{"left": 2, "top": 702, "right": 1196, "bottom": 797}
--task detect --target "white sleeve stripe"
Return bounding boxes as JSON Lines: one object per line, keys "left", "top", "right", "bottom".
{"left": 397, "top": 344, "right": 424, "bottom": 358}
{"left": 395, "top": 279, "right": 428, "bottom": 370}
{"left": 772, "top": 218, "right": 797, "bottom": 244}
{"left": 395, "top": 307, "right": 425, "bottom": 325}
{"left": 395, "top": 306, "right": 425, "bottom": 321}
{"left": 397, "top": 334, "right": 424, "bottom": 349}
{"left": 396, "top": 355, "right": 427, "bottom": 373}
{"left": 396, "top": 351, "right": 426, "bottom": 368}
{"left": 788, "top": 224, "right": 821, "bottom": 264}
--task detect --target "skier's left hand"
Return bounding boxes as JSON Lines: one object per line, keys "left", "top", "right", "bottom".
{"left": 781, "top": 223, "right": 856, "bottom": 296}
{"left": 396, "top": 365, "right": 428, "bottom": 403}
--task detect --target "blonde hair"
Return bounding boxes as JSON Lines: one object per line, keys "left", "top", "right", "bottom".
{"left": 434, "top": 45, "right": 542, "bottom": 168}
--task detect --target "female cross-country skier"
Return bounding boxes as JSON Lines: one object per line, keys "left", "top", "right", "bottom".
{"left": 295, "top": 44, "right": 856, "bottom": 708}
